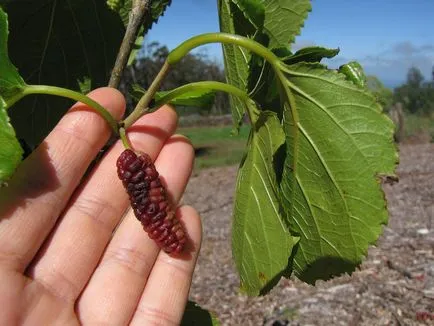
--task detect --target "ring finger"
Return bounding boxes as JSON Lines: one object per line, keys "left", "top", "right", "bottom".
{"left": 77, "top": 135, "right": 196, "bottom": 325}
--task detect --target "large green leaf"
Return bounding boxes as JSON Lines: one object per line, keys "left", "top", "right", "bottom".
{"left": 237, "top": 0, "right": 312, "bottom": 48}
{"left": 0, "top": 7, "right": 25, "bottom": 101}
{"left": 2, "top": 0, "right": 125, "bottom": 147}
{"left": 218, "top": 0, "right": 254, "bottom": 131}
{"left": 278, "top": 62, "right": 398, "bottom": 283}
{"left": 247, "top": 46, "right": 340, "bottom": 114}
{"left": 0, "top": 7, "right": 24, "bottom": 182}
{"left": 0, "top": 96, "right": 22, "bottom": 183}
{"left": 218, "top": 0, "right": 311, "bottom": 131}
{"left": 232, "top": 104, "right": 297, "bottom": 295}
{"left": 231, "top": 0, "right": 265, "bottom": 29}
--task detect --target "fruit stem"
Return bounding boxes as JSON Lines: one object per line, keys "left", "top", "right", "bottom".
{"left": 119, "top": 127, "right": 131, "bottom": 149}
{"left": 150, "top": 81, "right": 250, "bottom": 111}
{"left": 123, "top": 61, "right": 170, "bottom": 129}
{"left": 11, "top": 85, "right": 119, "bottom": 134}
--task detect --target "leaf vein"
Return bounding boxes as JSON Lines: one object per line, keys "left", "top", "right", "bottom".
{"left": 298, "top": 123, "right": 357, "bottom": 250}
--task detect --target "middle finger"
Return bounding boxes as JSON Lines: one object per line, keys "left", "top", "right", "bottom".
{"left": 77, "top": 135, "right": 194, "bottom": 325}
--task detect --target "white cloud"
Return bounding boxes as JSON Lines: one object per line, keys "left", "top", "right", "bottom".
{"left": 359, "top": 41, "right": 433, "bottom": 86}
{"left": 325, "top": 41, "right": 433, "bottom": 87}
{"left": 284, "top": 40, "right": 432, "bottom": 88}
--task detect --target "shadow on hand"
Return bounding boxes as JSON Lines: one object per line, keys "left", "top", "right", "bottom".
{"left": 0, "top": 141, "right": 60, "bottom": 220}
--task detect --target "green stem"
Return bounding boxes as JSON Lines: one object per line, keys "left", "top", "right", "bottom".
{"left": 123, "top": 61, "right": 170, "bottom": 129}
{"left": 151, "top": 81, "right": 250, "bottom": 110}
{"left": 167, "top": 32, "right": 287, "bottom": 124}
{"left": 122, "top": 33, "right": 284, "bottom": 128}
{"left": 168, "top": 33, "right": 280, "bottom": 66}
{"left": 7, "top": 85, "right": 119, "bottom": 134}
{"left": 119, "top": 127, "right": 131, "bottom": 149}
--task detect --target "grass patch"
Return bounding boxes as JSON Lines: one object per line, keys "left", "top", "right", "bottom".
{"left": 404, "top": 114, "right": 434, "bottom": 141}
{"left": 178, "top": 125, "right": 250, "bottom": 169}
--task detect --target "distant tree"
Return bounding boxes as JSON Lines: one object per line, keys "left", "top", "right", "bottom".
{"left": 407, "top": 66, "right": 424, "bottom": 88}
{"left": 393, "top": 66, "right": 434, "bottom": 115}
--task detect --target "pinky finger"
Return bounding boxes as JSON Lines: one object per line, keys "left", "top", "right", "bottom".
{"left": 130, "top": 205, "right": 202, "bottom": 325}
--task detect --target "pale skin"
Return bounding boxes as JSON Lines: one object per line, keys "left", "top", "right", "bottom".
{"left": 0, "top": 88, "right": 202, "bottom": 325}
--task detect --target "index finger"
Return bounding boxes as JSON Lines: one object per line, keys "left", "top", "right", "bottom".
{"left": 0, "top": 88, "right": 125, "bottom": 272}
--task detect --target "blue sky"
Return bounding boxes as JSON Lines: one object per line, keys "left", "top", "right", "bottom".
{"left": 147, "top": 0, "right": 434, "bottom": 88}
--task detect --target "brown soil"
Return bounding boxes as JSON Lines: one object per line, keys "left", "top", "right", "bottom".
{"left": 182, "top": 144, "right": 434, "bottom": 326}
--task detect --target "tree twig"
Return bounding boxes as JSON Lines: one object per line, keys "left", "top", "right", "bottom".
{"left": 109, "top": 0, "right": 149, "bottom": 88}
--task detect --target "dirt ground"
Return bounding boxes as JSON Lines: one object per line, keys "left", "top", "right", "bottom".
{"left": 182, "top": 144, "right": 434, "bottom": 326}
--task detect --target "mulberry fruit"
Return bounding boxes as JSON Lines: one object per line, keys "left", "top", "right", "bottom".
{"left": 117, "top": 149, "right": 186, "bottom": 254}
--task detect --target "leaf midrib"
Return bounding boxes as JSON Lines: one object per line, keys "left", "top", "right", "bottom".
{"left": 285, "top": 79, "right": 372, "bottom": 169}
{"left": 281, "top": 69, "right": 372, "bottom": 259}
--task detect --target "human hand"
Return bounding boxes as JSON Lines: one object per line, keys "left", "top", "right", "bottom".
{"left": 0, "top": 88, "right": 201, "bottom": 325}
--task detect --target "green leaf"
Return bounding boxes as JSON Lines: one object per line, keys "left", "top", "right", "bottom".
{"left": 247, "top": 46, "right": 340, "bottom": 106}
{"left": 2, "top": 0, "right": 125, "bottom": 146}
{"left": 231, "top": 0, "right": 265, "bottom": 29}
{"left": 278, "top": 62, "right": 398, "bottom": 283}
{"left": 118, "top": 0, "right": 171, "bottom": 33}
{"left": 218, "top": 0, "right": 311, "bottom": 131}
{"left": 0, "top": 96, "right": 23, "bottom": 183}
{"left": 0, "top": 7, "right": 25, "bottom": 101}
{"left": 338, "top": 61, "right": 367, "bottom": 88}
{"left": 143, "top": 0, "right": 172, "bottom": 34}
{"left": 107, "top": 0, "right": 125, "bottom": 12}
{"left": 77, "top": 76, "right": 92, "bottom": 94}
{"left": 0, "top": 7, "right": 24, "bottom": 182}
{"left": 232, "top": 105, "right": 297, "bottom": 295}
{"left": 130, "top": 84, "right": 215, "bottom": 109}
{"left": 181, "top": 301, "right": 220, "bottom": 326}
{"left": 257, "top": 0, "right": 312, "bottom": 48}
{"left": 284, "top": 46, "right": 340, "bottom": 65}
{"left": 218, "top": 0, "right": 253, "bottom": 132}
{"left": 231, "top": 0, "right": 312, "bottom": 48}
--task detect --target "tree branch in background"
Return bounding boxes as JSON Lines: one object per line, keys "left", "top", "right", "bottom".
{"left": 109, "top": 0, "right": 150, "bottom": 88}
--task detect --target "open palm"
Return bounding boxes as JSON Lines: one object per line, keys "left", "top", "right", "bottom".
{"left": 0, "top": 88, "right": 201, "bottom": 325}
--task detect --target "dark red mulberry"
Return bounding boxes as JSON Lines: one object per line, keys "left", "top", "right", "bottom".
{"left": 117, "top": 149, "right": 186, "bottom": 254}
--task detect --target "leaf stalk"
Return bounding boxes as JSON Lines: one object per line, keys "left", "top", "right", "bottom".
{"left": 167, "top": 33, "right": 280, "bottom": 66}
{"left": 123, "top": 60, "right": 170, "bottom": 129}
{"left": 12, "top": 85, "right": 119, "bottom": 134}
{"left": 151, "top": 81, "right": 250, "bottom": 111}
